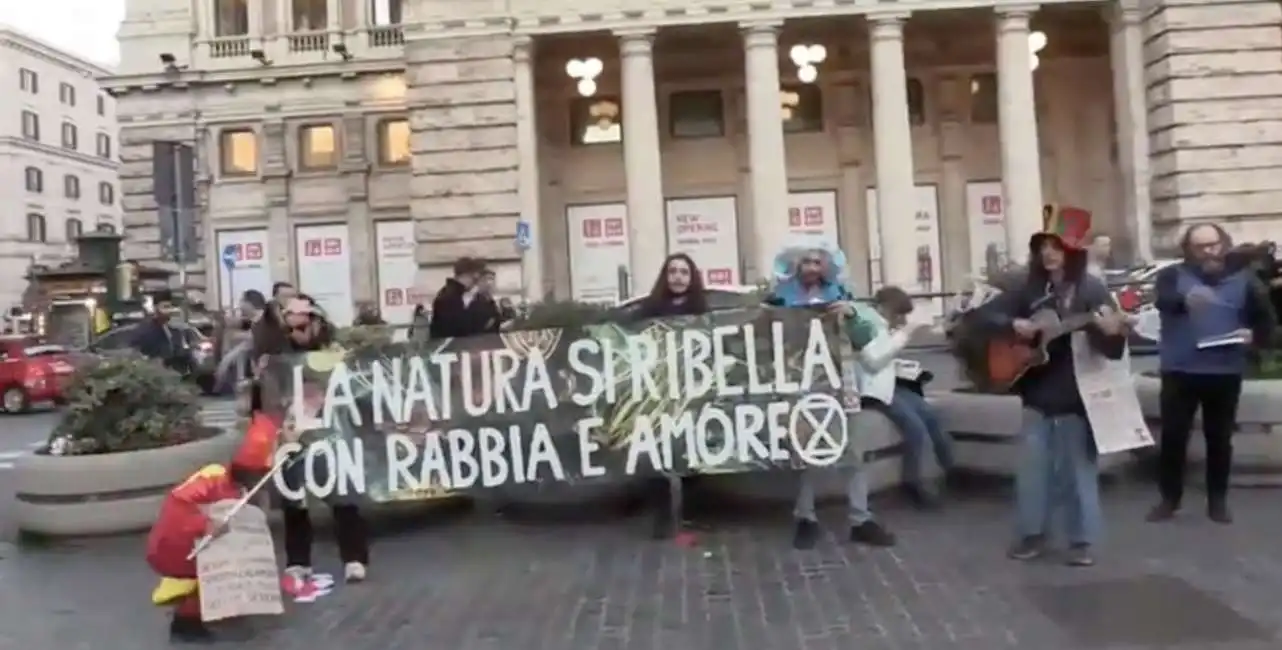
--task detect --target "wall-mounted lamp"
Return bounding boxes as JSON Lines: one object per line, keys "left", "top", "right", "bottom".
{"left": 158, "top": 52, "right": 186, "bottom": 72}
{"left": 565, "top": 57, "right": 603, "bottom": 97}
{"left": 332, "top": 42, "right": 352, "bottom": 61}
{"left": 1028, "top": 31, "right": 1046, "bottom": 71}
{"left": 789, "top": 44, "right": 827, "bottom": 84}
{"left": 250, "top": 49, "right": 273, "bottom": 66}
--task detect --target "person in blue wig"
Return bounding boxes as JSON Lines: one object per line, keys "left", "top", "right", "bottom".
{"left": 763, "top": 241, "right": 898, "bottom": 550}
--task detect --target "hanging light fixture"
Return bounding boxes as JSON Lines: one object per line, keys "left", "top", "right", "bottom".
{"left": 566, "top": 57, "right": 604, "bottom": 97}
{"left": 788, "top": 43, "right": 827, "bottom": 83}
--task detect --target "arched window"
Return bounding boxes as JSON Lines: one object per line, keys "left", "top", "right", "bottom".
{"left": 26, "top": 214, "right": 47, "bottom": 242}
{"left": 65, "top": 218, "right": 83, "bottom": 241}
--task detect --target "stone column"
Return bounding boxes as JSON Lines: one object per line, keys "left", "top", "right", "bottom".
{"left": 248, "top": 0, "right": 264, "bottom": 37}
{"left": 1110, "top": 1, "right": 1152, "bottom": 262}
{"left": 996, "top": 6, "right": 1044, "bottom": 255}
{"left": 741, "top": 21, "right": 790, "bottom": 280}
{"left": 868, "top": 13, "right": 920, "bottom": 289}
{"left": 514, "top": 37, "right": 545, "bottom": 301}
{"left": 327, "top": 0, "right": 342, "bottom": 31}
{"left": 617, "top": 30, "right": 666, "bottom": 295}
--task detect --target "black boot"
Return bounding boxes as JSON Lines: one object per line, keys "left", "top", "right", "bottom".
{"left": 170, "top": 614, "right": 215, "bottom": 643}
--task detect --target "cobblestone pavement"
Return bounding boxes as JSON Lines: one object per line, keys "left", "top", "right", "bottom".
{"left": 1, "top": 483, "right": 1279, "bottom": 650}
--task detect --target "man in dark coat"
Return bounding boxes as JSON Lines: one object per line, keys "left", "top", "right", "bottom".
{"left": 428, "top": 257, "right": 491, "bottom": 339}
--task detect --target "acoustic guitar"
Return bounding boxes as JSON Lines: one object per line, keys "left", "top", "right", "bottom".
{"left": 984, "top": 308, "right": 1097, "bottom": 392}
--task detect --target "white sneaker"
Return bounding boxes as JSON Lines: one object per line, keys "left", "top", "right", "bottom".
{"left": 344, "top": 562, "right": 367, "bottom": 583}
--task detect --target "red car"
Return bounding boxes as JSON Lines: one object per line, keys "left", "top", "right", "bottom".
{"left": 0, "top": 336, "right": 75, "bottom": 413}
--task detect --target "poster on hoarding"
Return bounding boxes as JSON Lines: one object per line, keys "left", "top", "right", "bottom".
{"left": 865, "top": 185, "right": 944, "bottom": 316}
{"left": 375, "top": 220, "right": 421, "bottom": 329}
{"left": 965, "top": 181, "right": 1008, "bottom": 276}
{"left": 216, "top": 229, "right": 271, "bottom": 309}
{"left": 786, "top": 191, "right": 841, "bottom": 251}
{"left": 567, "top": 203, "right": 631, "bottom": 304}
{"left": 665, "top": 196, "right": 741, "bottom": 287}
{"left": 296, "top": 224, "right": 355, "bottom": 326}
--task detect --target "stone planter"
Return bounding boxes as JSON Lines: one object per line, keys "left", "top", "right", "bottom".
{"left": 931, "top": 391, "right": 1136, "bottom": 478}
{"left": 1134, "top": 373, "right": 1282, "bottom": 487}
{"left": 12, "top": 429, "right": 240, "bottom": 536}
{"left": 701, "top": 409, "right": 908, "bottom": 504}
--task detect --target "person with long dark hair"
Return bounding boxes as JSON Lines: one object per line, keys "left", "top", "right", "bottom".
{"left": 635, "top": 253, "right": 708, "bottom": 539}
{"left": 977, "top": 206, "right": 1127, "bottom": 566}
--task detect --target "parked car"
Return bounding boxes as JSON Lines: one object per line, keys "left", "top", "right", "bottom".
{"left": 87, "top": 320, "right": 220, "bottom": 394}
{"left": 0, "top": 336, "right": 75, "bottom": 413}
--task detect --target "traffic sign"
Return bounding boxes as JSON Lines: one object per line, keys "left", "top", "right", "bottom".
{"left": 515, "top": 220, "right": 532, "bottom": 251}
{"left": 221, "top": 244, "right": 238, "bottom": 271}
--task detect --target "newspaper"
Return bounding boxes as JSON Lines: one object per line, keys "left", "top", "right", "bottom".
{"left": 1071, "top": 333, "right": 1154, "bottom": 454}
{"left": 197, "top": 499, "right": 284, "bottom": 622}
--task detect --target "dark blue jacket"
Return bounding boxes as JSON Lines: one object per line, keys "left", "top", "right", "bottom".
{"left": 1155, "top": 262, "right": 1275, "bottom": 375}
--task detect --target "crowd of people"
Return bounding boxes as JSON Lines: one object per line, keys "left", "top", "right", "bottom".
{"left": 141, "top": 209, "right": 1272, "bottom": 642}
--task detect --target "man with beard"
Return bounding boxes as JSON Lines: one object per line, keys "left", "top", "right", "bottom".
{"left": 1147, "top": 224, "right": 1276, "bottom": 525}
{"left": 980, "top": 207, "right": 1127, "bottom": 566}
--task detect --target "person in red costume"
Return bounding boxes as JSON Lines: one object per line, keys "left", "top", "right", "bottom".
{"left": 147, "top": 410, "right": 281, "bottom": 643}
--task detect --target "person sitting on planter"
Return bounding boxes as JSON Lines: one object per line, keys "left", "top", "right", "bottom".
{"left": 633, "top": 252, "right": 710, "bottom": 539}
{"left": 1146, "top": 224, "right": 1276, "bottom": 525}
{"left": 146, "top": 412, "right": 278, "bottom": 643}
{"left": 976, "top": 206, "right": 1127, "bottom": 567}
{"left": 763, "top": 241, "right": 900, "bottom": 550}
{"left": 277, "top": 296, "right": 371, "bottom": 585}
{"left": 858, "top": 286, "right": 955, "bottom": 509}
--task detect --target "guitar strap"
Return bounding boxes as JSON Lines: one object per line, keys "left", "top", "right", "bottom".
{"left": 1042, "top": 281, "right": 1078, "bottom": 315}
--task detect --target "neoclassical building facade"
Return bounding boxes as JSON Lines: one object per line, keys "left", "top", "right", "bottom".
{"left": 105, "top": 0, "right": 1282, "bottom": 318}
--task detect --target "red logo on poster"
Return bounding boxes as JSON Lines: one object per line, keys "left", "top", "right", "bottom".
{"left": 981, "top": 195, "right": 1001, "bottom": 215}
{"left": 323, "top": 238, "right": 342, "bottom": 256}
{"left": 244, "top": 243, "right": 263, "bottom": 260}
{"left": 788, "top": 207, "right": 801, "bottom": 227}
{"left": 385, "top": 288, "right": 405, "bottom": 306}
{"left": 804, "top": 206, "right": 823, "bottom": 226}
{"left": 582, "top": 219, "right": 602, "bottom": 239}
{"left": 303, "top": 239, "right": 322, "bottom": 257}
{"left": 707, "top": 268, "right": 732, "bottom": 285}
{"left": 604, "top": 218, "right": 624, "bottom": 238}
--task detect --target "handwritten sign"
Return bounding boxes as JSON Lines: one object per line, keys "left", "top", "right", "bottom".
{"left": 197, "top": 500, "right": 284, "bottom": 622}
{"left": 1071, "top": 334, "right": 1154, "bottom": 454}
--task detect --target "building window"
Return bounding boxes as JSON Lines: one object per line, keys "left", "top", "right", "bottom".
{"left": 369, "top": 0, "right": 402, "bottom": 25}
{"left": 64, "top": 174, "right": 81, "bottom": 199}
{"left": 571, "top": 97, "right": 622, "bottom": 146}
{"left": 27, "top": 214, "right": 47, "bottom": 243}
{"left": 97, "top": 95, "right": 106, "bottom": 116}
{"left": 24, "top": 167, "right": 43, "bottom": 193}
{"left": 376, "top": 119, "right": 410, "bottom": 165}
{"left": 98, "top": 182, "right": 115, "bottom": 205}
{"left": 293, "top": 0, "right": 327, "bottom": 30}
{"left": 969, "top": 73, "right": 998, "bottom": 124}
{"left": 96, "top": 133, "right": 112, "bottom": 159}
{"left": 65, "top": 218, "right": 83, "bottom": 241}
{"left": 220, "top": 128, "right": 259, "bottom": 176}
{"left": 61, "top": 122, "right": 78, "bottom": 150}
{"left": 21, "top": 111, "right": 39, "bottom": 140}
{"left": 906, "top": 78, "right": 926, "bottom": 126}
{"left": 215, "top": 0, "right": 250, "bottom": 36}
{"left": 96, "top": 222, "right": 116, "bottom": 233}
{"left": 669, "top": 90, "right": 725, "bottom": 139}
{"left": 780, "top": 85, "right": 823, "bottom": 134}
{"left": 19, "top": 68, "right": 38, "bottom": 93}
{"left": 299, "top": 124, "right": 338, "bottom": 169}
{"left": 59, "top": 83, "right": 77, "bottom": 106}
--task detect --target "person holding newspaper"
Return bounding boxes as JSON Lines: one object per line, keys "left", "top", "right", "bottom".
{"left": 1147, "top": 224, "right": 1276, "bottom": 525}
{"left": 978, "top": 207, "right": 1127, "bottom": 567}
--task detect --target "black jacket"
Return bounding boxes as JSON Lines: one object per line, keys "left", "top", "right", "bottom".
{"left": 132, "top": 318, "right": 183, "bottom": 362}
{"left": 981, "top": 273, "right": 1126, "bottom": 416}
{"left": 635, "top": 296, "right": 707, "bottom": 320}
{"left": 428, "top": 279, "right": 491, "bottom": 339}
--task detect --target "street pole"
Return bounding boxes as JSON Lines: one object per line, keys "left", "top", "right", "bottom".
{"left": 172, "top": 144, "right": 189, "bottom": 318}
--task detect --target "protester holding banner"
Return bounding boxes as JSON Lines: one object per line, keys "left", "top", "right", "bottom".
{"left": 1147, "top": 224, "right": 1276, "bottom": 525}
{"left": 276, "top": 297, "right": 373, "bottom": 584}
{"left": 977, "top": 207, "right": 1126, "bottom": 567}
{"left": 146, "top": 416, "right": 278, "bottom": 642}
{"left": 634, "top": 253, "right": 711, "bottom": 539}
{"left": 467, "top": 268, "right": 505, "bottom": 333}
{"left": 765, "top": 241, "right": 897, "bottom": 550}
{"left": 429, "top": 257, "right": 491, "bottom": 339}
{"left": 858, "top": 286, "right": 954, "bottom": 509}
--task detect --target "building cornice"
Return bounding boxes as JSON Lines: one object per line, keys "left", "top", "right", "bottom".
{"left": 0, "top": 26, "right": 113, "bottom": 78}
{"left": 0, "top": 137, "right": 119, "bottom": 171}
{"left": 103, "top": 58, "right": 406, "bottom": 95}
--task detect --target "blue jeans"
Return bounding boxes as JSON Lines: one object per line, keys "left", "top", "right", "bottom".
{"left": 1014, "top": 410, "right": 1102, "bottom": 545}
{"left": 879, "top": 386, "right": 955, "bottom": 489}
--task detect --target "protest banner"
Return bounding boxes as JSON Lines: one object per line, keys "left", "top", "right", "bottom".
{"left": 1071, "top": 333, "right": 1154, "bottom": 454}
{"left": 258, "top": 306, "right": 861, "bottom": 502}
{"left": 196, "top": 500, "right": 284, "bottom": 622}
